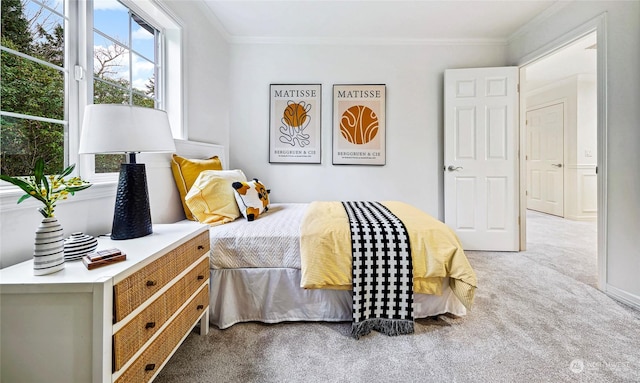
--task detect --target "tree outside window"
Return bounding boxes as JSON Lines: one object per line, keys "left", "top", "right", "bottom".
{"left": 1, "top": 0, "right": 162, "bottom": 177}
{"left": 1, "top": 0, "right": 66, "bottom": 176}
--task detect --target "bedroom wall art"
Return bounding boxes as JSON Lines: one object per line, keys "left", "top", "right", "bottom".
{"left": 332, "top": 84, "right": 386, "bottom": 165}
{"left": 269, "top": 84, "right": 322, "bottom": 164}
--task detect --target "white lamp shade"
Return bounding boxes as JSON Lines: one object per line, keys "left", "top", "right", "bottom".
{"left": 79, "top": 104, "right": 176, "bottom": 154}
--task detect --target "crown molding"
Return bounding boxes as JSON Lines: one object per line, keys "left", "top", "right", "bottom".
{"left": 196, "top": 1, "right": 234, "bottom": 42}
{"left": 227, "top": 35, "right": 507, "bottom": 46}
{"left": 507, "top": 1, "right": 574, "bottom": 43}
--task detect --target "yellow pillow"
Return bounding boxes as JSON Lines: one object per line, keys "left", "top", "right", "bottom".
{"left": 184, "top": 169, "right": 247, "bottom": 226}
{"left": 171, "top": 154, "right": 223, "bottom": 220}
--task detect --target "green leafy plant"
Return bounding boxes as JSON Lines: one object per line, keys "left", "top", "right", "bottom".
{"left": 0, "top": 158, "right": 91, "bottom": 218}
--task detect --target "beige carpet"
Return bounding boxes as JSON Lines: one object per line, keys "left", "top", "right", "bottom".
{"left": 155, "top": 211, "right": 640, "bottom": 382}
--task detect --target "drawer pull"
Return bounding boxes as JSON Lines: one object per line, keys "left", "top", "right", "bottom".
{"left": 145, "top": 363, "right": 156, "bottom": 371}
{"left": 197, "top": 245, "right": 204, "bottom": 250}
{"left": 197, "top": 304, "right": 204, "bottom": 310}
{"left": 197, "top": 275, "right": 204, "bottom": 280}
{"left": 145, "top": 321, "right": 156, "bottom": 329}
{"left": 146, "top": 280, "right": 157, "bottom": 287}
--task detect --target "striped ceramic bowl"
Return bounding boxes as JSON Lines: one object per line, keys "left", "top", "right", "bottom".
{"left": 63, "top": 232, "right": 98, "bottom": 261}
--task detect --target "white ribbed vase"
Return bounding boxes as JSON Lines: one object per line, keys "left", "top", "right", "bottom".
{"left": 33, "top": 217, "right": 65, "bottom": 275}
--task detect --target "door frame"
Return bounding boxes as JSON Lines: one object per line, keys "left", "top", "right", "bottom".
{"left": 517, "top": 14, "right": 607, "bottom": 290}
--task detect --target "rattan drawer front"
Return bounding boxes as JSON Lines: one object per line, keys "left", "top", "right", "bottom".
{"left": 114, "top": 287, "right": 209, "bottom": 383}
{"left": 113, "top": 231, "right": 210, "bottom": 322}
{"left": 113, "top": 258, "right": 209, "bottom": 372}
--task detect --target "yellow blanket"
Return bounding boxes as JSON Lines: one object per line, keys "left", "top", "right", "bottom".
{"left": 300, "top": 201, "right": 477, "bottom": 310}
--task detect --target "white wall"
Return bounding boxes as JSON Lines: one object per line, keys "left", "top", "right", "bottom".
{"left": 164, "top": 1, "right": 231, "bottom": 152}
{"left": 0, "top": 2, "right": 231, "bottom": 269}
{"left": 227, "top": 43, "right": 507, "bottom": 217}
{"left": 0, "top": 190, "right": 116, "bottom": 268}
{"left": 574, "top": 76, "right": 598, "bottom": 218}
{"left": 509, "top": 1, "right": 640, "bottom": 305}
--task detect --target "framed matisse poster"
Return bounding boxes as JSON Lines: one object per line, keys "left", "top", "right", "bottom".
{"left": 269, "top": 84, "right": 322, "bottom": 164}
{"left": 332, "top": 84, "right": 386, "bottom": 165}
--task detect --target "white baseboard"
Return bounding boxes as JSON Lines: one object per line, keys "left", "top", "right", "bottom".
{"left": 564, "top": 214, "right": 597, "bottom": 222}
{"left": 605, "top": 284, "right": 640, "bottom": 312}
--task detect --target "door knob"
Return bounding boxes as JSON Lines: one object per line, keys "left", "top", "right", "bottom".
{"left": 447, "top": 165, "right": 463, "bottom": 172}
{"left": 551, "top": 163, "right": 562, "bottom": 168}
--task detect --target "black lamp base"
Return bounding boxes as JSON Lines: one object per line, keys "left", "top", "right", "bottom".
{"left": 111, "top": 163, "right": 152, "bottom": 240}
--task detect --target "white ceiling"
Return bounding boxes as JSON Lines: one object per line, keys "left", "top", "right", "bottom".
{"left": 202, "top": 0, "right": 560, "bottom": 43}
{"left": 200, "top": 0, "right": 595, "bottom": 87}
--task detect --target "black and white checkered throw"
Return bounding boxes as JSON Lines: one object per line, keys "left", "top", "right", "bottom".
{"left": 342, "top": 201, "right": 414, "bottom": 339}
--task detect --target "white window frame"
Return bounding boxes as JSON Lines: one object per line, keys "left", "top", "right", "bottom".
{"left": 80, "top": 0, "right": 184, "bottom": 184}
{"left": 0, "top": 0, "right": 183, "bottom": 209}
{"left": 0, "top": 0, "right": 75, "bottom": 192}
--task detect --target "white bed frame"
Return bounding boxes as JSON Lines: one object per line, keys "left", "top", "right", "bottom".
{"left": 140, "top": 139, "right": 226, "bottom": 224}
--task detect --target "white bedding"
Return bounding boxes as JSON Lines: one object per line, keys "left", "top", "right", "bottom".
{"left": 209, "top": 203, "right": 306, "bottom": 269}
{"left": 210, "top": 268, "right": 466, "bottom": 329}
{"left": 207, "top": 203, "right": 468, "bottom": 329}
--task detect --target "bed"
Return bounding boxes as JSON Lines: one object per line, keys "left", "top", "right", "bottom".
{"left": 207, "top": 201, "right": 476, "bottom": 329}
{"left": 144, "top": 141, "right": 477, "bottom": 331}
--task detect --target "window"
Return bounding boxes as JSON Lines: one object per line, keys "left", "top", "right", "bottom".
{"left": 0, "top": 0, "right": 181, "bottom": 182}
{"left": 1, "top": 0, "right": 68, "bottom": 176}
{"left": 92, "top": 0, "right": 161, "bottom": 173}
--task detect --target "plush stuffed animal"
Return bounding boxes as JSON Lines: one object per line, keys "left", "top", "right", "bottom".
{"left": 232, "top": 178, "right": 270, "bottom": 221}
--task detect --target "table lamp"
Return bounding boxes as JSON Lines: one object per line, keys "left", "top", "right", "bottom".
{"left": 79, "top": 104, "right": 176, "bottom": 240}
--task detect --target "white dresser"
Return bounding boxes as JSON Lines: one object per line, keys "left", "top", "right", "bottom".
{"left": 0, "top": 221, "right": 210, "bottom": 383}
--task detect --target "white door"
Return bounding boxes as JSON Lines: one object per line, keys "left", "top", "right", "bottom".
{"left": 444, "top": 67, "right": 519, "bottom": 251}
{"left": 526, "top": 103, "right": 564, "bottom": 216}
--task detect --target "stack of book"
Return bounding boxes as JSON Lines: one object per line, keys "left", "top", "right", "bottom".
{"left": 82, "top": 248, "right": 127, "bottom": 270}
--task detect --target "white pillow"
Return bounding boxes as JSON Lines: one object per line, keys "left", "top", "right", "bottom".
{"left": 232, "top": 178, "right": 270, "bottom": 221}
